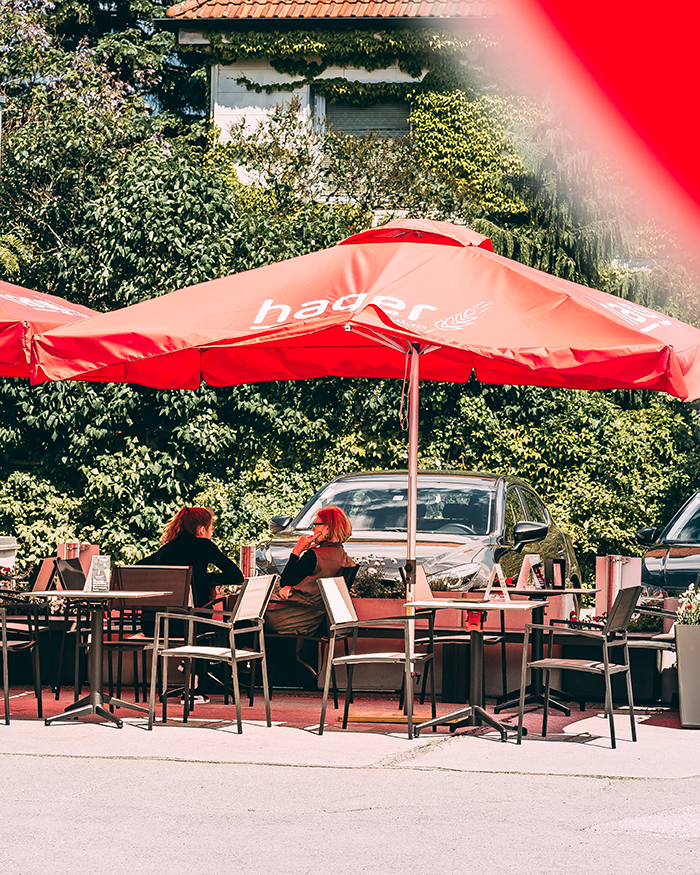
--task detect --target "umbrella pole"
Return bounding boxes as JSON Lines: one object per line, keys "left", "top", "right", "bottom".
{"left": 406, "top": 345, "right": 419, "bottom": 659}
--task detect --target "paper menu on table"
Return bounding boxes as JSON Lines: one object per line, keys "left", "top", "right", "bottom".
{"left": 85, "top": 555, "right": 111, "bottom": 592}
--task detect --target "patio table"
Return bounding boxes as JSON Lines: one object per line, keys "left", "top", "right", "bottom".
{"left": 408, "top": 597, "right": 547, "bottom": 741}
{"left": 37, "top": 590, "right": 170, "bottom": 728}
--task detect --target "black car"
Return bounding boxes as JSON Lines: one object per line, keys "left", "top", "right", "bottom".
{"left": 638, "top": 491, "right": 700, "bottom": 595}
{"left": 257, "top": 470, "right": 582, "bottom": 590}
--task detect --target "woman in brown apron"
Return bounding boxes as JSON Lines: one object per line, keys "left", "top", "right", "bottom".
{"left": 265, "top": 505, "right": 355, "bottom": 635}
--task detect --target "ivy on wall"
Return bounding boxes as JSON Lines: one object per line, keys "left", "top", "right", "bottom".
{"left": 410, "top": 91, "right": 532, "bottom": 215}
{"left": 179, "top": 25, "right": 495, "bottom": 104}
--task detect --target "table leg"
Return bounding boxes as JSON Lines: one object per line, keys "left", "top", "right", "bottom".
{"left": 46, "top": 604, "right": 148, "bottom": 727}
{"left": 415, "top": 627, "right": 515, "bottom": 742}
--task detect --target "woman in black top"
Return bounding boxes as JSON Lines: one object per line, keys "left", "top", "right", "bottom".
{"left": 138, "top": 506, "right": 243, "bottom": 608}
{"left": 138, "top": 506, "right": 243, "bottom": 703}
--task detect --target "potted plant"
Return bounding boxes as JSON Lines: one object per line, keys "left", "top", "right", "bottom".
{"left": 350, "top": 556, "right": 404, "bottom": 620}
{"left": 675, "top": 583, "right": 700, "bottom": 727}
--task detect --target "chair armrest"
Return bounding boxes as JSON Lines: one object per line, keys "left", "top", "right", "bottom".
{"left": 192, "top": 606, "right": 235, "bottom": 621}
{"left": 637, "top": 607, "right": 677, "bottom": 619}
{"left": 550, "top": 618, "right": 604, "bottom": 630}
{"left": 353, "top": 615, "right": 425, "bottom": 627}
{"left": 526, "top": 622, "right": 605, "bottom": 642}
{"left": 154, "top": 611, "right": 230, "bottom": 633}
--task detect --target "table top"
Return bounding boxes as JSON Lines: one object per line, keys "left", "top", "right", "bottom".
{"left": 30, "top": 590, "right": 172, "bottom": 600}
{"left": 407, "top": 599, "right": 548, "bottom": 612}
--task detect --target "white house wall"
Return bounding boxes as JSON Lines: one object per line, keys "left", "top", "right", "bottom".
{"left": 209, "top": 58, "right": 423, "bottom": 141}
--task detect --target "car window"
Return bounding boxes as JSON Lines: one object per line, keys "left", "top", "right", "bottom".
{"left": 520, "top": 488, "right": 548, "bottom": 524}
{"left": 294, "top": 480, "right": 496, "bottom": 535}
{"left": 504, "top": 489, "right": 525, "bottom": 543}
{"left": 664, "top": 493, "right": 700, "bottom": 542}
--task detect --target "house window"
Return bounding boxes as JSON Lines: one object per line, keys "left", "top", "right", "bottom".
{"left": 324, "top": 99, "right": 410, "bottom": 137}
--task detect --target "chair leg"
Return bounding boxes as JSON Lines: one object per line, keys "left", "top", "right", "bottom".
{"left": 420, "top": 664, "right": 429, "bottom": 705}
{"left": 604, "top": 668, "right": 616, "bottom": 749}
{"left": 116, "top": 650, "right": 123, "bottom": 703}
{"left": 160, "top": 656, "right": 168, "bottom": 725}
{"left": 342, "top": 663, "right": 355, "bottom": 729}
{"left": 624, "top": 645, "right": 637, "bottom": 743}
{"left": 321, "top": 640, "right": 339, "bottom": 709}
{"left": 319, "top": 636, "right": 336, "bottom": 735}
{"left": 3, "top": 649, "right": 10, "bottom": 725}
{"left": 259, "top": 633, "right": 271, "bottom": 728}
{"left": 131, "top": 652, "right": 139, "bottom": 703}
{"left": 32, "top": 642, "right": 43, "bottom": 719}
{"left": 148, "top": 645, "right": 159, "bottom": 730}
{"left": 142, "top": 650, "right": 148, "bottom": 704}
{"left": 231, "top": 657, "right": 243, "bottom": 734}
{"left": 428, "top": 656, "right": 437, "bottom": 726}
{"left": 405, "top": 660, "right": 414, "bottom": 740}
{"left": 343, "top": 638, "right": 353, "bottom": 704}
{"left": 542, "top": 669, "right": 551, "bottom": 738}
{"left": 182, "top": 659, "right": 193, "bottom": 724}
{"left": 248, "top": 658, "right": 256, "bottom": 707}
{"left": 54, "top": 608, "right": 70, "bottom": 700}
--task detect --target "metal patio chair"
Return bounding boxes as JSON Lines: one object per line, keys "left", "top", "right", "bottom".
{"left": 517, "top": 585, "right": 643, "bottom": 748}
{"left": 0, "top": 601, "right": 45, "bottom": 723}
{"left": 317, "top": 576, "right": 436, "bottom": 740}
{"left": 148, "top": 574, "right": 277, "bottom": 734}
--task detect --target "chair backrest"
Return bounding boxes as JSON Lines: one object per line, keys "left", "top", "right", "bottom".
{"left": 604, "top": 585, "right": 642, "bottom": 634}
{"left": 318, "top": 577, "right": 358, "bottom": 627}
{"left": 232, "top": 575, "right": 277, "bottom": 622}
{"left": 54, "top": 558, "right": 86, "bottom": 590}
{"left": 111, "top": 565, "right": 193, "bottom": 610}
{"left": 30, "top": 558, "right": 57, "bottom": 591}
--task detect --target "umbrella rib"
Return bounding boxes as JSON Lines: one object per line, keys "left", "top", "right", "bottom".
{"left": 349, "top": 325, "right": 440, "bottom": 357}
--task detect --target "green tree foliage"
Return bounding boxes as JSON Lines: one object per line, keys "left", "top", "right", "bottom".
{"left": 0, "top": 232, "right": 30, "bottom": 278}
{"left": 1, "top": 2, "right": 700, "bottom": 587}
{"left": 410, "top": 91, "right": 529, "bottom": 216}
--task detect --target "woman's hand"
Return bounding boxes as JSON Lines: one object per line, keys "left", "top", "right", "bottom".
{"left": 278, "top": 585, "right": 294, "bottom": 600}
{"left": 292, "top": 534, "right": 316, "bottom": 556}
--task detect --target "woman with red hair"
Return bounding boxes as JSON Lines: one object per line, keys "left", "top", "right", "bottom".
{"left": 138, "top": 507, "right": 244, "bottom": 704}
{"left": 266, "top": 505, "right": 356, "bottom": 635}
{"left": 139, "top": 506, "right": 243, "bottom": 609}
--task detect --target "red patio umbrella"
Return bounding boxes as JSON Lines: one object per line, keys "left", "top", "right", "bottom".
{"left": 29, "top": 218, "right": 700, "bottom": 596}
{"left": 0, "top": 280, "right": 97, "bottom": 378}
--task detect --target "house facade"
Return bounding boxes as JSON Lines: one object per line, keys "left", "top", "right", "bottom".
{"left": 159, "top": 0, "right": 497, "bottom": 140}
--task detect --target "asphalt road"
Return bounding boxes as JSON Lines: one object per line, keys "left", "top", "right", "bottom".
{"left": 1, "top": 714, "right": 697, "bottom": 875}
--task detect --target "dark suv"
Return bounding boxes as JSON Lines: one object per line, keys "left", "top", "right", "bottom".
{"left": 258, "top": 470, "right": 581, "bottom": 589}
{"left": 638, "top": 490, "right": 700, "bottom": 595}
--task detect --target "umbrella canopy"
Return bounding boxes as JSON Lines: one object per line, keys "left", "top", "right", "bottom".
{"left": 31, "top": 218, "right": 698, "bottom": 400}
{"left": 0, "top": 281, "right": 97, "bottom": 378}
{"left": 29, "top": 217, "right": 700, "bottom": 603}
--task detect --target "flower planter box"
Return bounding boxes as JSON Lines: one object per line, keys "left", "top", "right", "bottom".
{"left": 676, "top": 624, "right": 700, "bottom": 727}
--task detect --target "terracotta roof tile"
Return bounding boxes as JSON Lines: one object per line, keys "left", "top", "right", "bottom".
{"left": 167, "top": 0, "right": 493, "bottom": 21}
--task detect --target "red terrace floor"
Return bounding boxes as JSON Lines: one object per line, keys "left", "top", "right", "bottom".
{"left": 5, "top": 685, "right": 683, "bottom": 740}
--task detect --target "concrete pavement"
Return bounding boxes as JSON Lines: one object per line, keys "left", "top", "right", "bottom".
{"left": 1, "top": 704, "right": 698, "bottom": 874}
